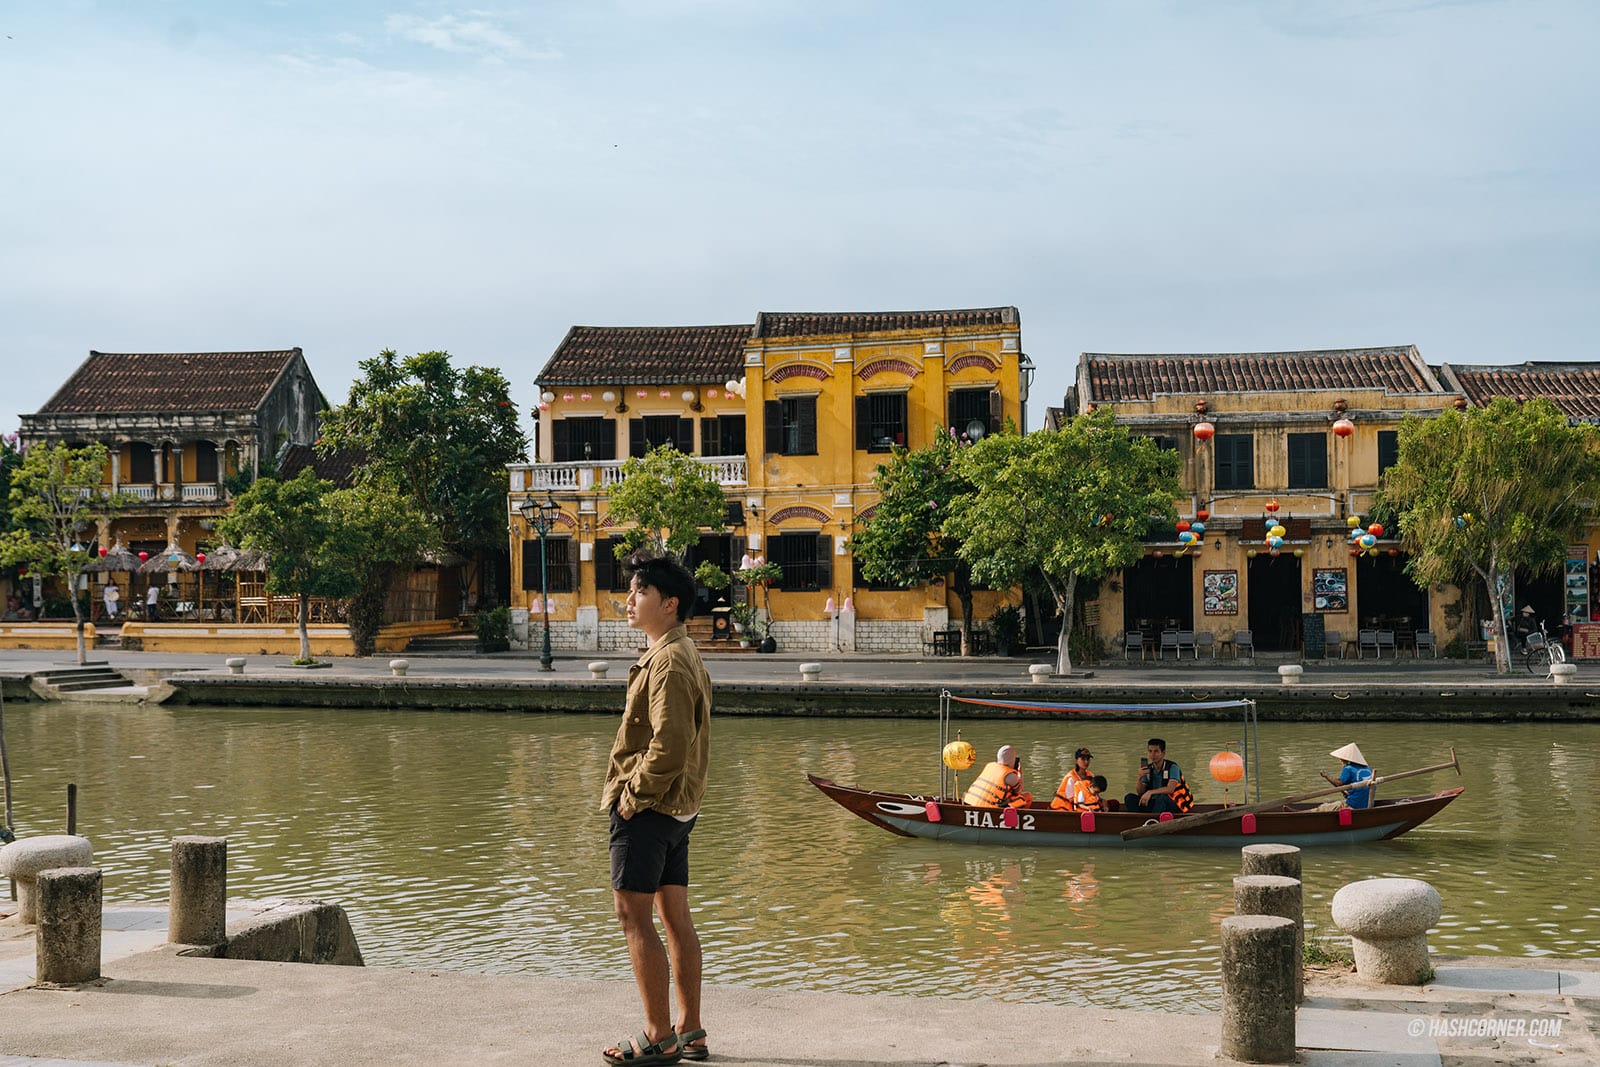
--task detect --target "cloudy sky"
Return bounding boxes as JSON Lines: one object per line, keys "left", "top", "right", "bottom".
{"left": 4, "top": 1, "right": 1596, "bottom": 436}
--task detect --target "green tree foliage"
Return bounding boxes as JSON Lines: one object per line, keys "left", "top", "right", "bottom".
{"left": 605, "top": 445, "right": 727, "bottom": 556}
{"left": 0, "top": 442, "right": 125, "bottom": 664}
{"left": 851, "top": 430, "right": 986, "bottom": 653}
{"left": 317, "top": 350, "right": 528, "bottom": 602}
{"left": 1376, "top": 397, "right": 1600, "bottom": 673}
{"left": 221, "top": 470, "right": 361, "bottom": 663}
{"left": 944, "top": 408, "right": 1180, "bottom": 673}
{"left": 324, "top": 482, "right": 439, "bottom": 656}
{"left": 0, "top": 432, "right": 23, "bottom": 535}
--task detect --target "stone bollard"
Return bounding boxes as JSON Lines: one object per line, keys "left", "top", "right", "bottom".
{"left": 36, "top": 866, "right": 101, "bottom": 985}
{"left": 1277, "top": 664, "right": 1304, "bottom": 685}
{"left": 1550, "top": 663, "right": 1577, "bottom": 685}
{"left": 1221, "top": 914, "right": 1297, "bottom": 1063}
{"left": 169, "top": 836, "right": 228, "bottom": 946}
{"left": 798, "top": 662, "right": 823, "bottom": 683}
{"left": 1028, "top": 664, "right": 1053, "bottom": 684}
{"left": 225, "top": 657, "right": 247, "bottom": 674}
{"left": 0, "top": 835, "right": 93, "bottom": 924}
{"left": 1331, "top": 877, "right": 1441, "bottom": 984}
{"left": 1235, "top": 874, "right": 1305, "bottom": 1003}
{"left": 1241, "top": 843, "right": 1302, "bottom": 882}
{"left": 588, "top": 661, "right": 610, "bottom": 680}
{"left": 389, "top": 658, "right": 409, "bottom": 677}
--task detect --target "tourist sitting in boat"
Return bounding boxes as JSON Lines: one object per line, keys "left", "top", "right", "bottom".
{"left": 1123, "top": 738, "right": 1193, "bottom": 815}
{"left": 1320, "top": 743, "right": 1374, "bottom": 809}
{"left": 963, "top": 745, "right": 1034, "bottom": 809}
{"left": 1050, "top": 747, "right": 1104, "bottom": 812}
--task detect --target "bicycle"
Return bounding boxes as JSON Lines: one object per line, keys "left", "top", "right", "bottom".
{"left": 1522, "top": 621, "right": 1568, "bottom": 674}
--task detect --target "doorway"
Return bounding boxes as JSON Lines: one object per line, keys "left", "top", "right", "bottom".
{"left": 1247, "top": 554, "right": 1302, "bottom": 651}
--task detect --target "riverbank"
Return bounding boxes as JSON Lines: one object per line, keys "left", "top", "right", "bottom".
{"left": 2, "top": 647, "right": 1597, "bottom": 719}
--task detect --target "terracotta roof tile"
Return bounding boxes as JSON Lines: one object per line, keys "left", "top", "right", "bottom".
{"left": 36, "top": 350, "right": 302, "bottom": 414}
{"left": 1446, "top": 363, "right": 1600, "bottom": 422}
{"left": 535, "top": 326, "right": 751, "bottom": 386}
{"left": 754, "top": 306, "right": 1018, "bottom": 339}
{"left": 1081, "top": 346, "right": 1441, "bottom": 402}
{"left": 278, "top": 443, "right": 367, "bottom": 489}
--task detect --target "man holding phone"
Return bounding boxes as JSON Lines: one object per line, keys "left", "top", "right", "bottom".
{"left": 1124, "top": 738, "right": 1193, "bottom": 816}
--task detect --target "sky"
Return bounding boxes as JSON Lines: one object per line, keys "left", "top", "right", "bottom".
{"left": 4, "top": 0, "right": 1597, "bottom": 438}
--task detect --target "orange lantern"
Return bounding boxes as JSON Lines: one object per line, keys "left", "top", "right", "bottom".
{"left": 1192, "top": 421, "right": 1215, "bottom": 442}
{"left": 1367, "top": 523, "right": 1385, "bottom": 537}
{"left": 1265, "top": 500, "right": 1280, "bottom": 514}
{"left": 1332, "top": 417, "right": 1355, "bottom": 438}
{"left": 1209, "top": 751, "right": 1244, "bottom": 783}
{"left": 1196, "top": 508, "right": 1210, "bottom": 522}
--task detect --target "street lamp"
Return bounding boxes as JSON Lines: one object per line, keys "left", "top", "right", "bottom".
{"left": 518, "top": 490, "right": 561, "bottom": 671}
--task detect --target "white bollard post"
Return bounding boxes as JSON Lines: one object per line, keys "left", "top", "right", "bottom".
{"left": 798, "top": 662, "right": 823, "bottom": 683}
{"left": 389, "top": 659, "right": 409, "bottom": 677}
{"left": 588, "top": 661, "right": 610, "bottom": 680}
{"left": 225, "top": 657, "right": 247, "bottom": 675}
{"left": 1278, "top": 664, "right": 1304, "bottom": 685}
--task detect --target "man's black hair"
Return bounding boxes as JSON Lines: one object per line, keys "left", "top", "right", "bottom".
{"left": 625, "top": 549, "right": 696, "bottom": 622}
{"left": 1147, "top": 738, "right": 1167, "bottom": 752}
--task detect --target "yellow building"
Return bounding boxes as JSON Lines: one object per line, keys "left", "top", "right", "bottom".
{"left": 1065, "top": 346, "right": 1465, "bottom": 657}
{"left": 510, "top": 308, "right": 1031, "bottom": 653}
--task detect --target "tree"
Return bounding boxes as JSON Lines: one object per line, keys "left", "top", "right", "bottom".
{"left": 0, "top": 442, "right": 124, "bottom": 665}
{"left": 0, "top": 432, "right": 23, "bottom": 536}
{"left": 851, "top": 430, "right": 985, "bottom": 654}
{"left": 605, "top": 445, "right": 727, "bottom": 556}
{"left": 317, "top": 350, "right": 528, "bottom": 605}
{"left": 944, "top": 408, "right": 1181, "bottom": 674}
{"left": 324, "top": 482, "right": 440, "bottom": 656}
{"left": 1376, "top": 397, "right": 1600, "bottom": 673}
{"left": 221, "top": 469, "right": 361, "bottom": 663}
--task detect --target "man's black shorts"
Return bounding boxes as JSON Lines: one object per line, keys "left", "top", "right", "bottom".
{"left": 609, "top": 806, "right": 697, "bottom": 894}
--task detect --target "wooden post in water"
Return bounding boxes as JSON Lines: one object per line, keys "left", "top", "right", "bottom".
{"left": 66, "top": 784, "right": 77, "bottom": 835}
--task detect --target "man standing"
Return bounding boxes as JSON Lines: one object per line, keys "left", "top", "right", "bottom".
{"left": 601, "top": 552, "right": 711, "bottom": 1067}
{"left": 1124, "top": 738, "right": 1193, "bottom": 816}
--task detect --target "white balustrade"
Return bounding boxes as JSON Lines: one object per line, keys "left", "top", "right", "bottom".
{"left": 181, "top": 485, "right": 219, "bottom": 501}
{"left": 511, "top": 455, "right": 748, "bottom": 492}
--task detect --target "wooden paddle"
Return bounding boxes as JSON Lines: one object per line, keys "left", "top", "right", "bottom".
{"left": 1120, "top": 748, "right": 1461, "bottom": 841}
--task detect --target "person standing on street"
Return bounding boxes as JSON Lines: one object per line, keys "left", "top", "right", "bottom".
{"left": 600, "top": 551, "right": 712, "bottom": 1066}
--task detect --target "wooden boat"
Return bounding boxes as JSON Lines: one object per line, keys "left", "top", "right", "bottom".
{"left": 808, "top": 774, "right": 1465, "bottom": 849}
{"left": 809, "top": 691, "right": 1464, "bottom": 848}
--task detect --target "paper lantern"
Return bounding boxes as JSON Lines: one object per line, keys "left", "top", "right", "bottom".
{"left": 1367, "top": 523, "right": 1385, "bottom": 537}
{"left": 1176, "top": 521, "right": 1191, "bottom": 533}
{"left": 601, "top": 390, "right": 616, "bottom": 403}
{"left": 196, "top": 553, "right": 206, "bottom": 564}
{"left": 1359, "top": 533, "right": 1377, "bottom": 548}
{"left": 1332, "top": 417, "right": 1355, "bottom": 438}
{"left": 98, "top": 546, "right": 107, "bottom": 557}
{"left": 1196, "top": 508, "right": 1210, "bottom": 522}
{"left": 1265, "top": 500, "right": 1280, "bottom": 514}
{"left": 1192, "top": 421, "right": 1215, "bottom": 441}
{"left": 1190, "top": 521, "right": 1206, "bottom": 536}
{"left": 138, "top": 551, "right": 149, "bottom": 562}
{"left": 942, "top": 740, "right": 977, "bottom": 771}
{"left": 541, "top": 390, "right": 556, "bottom": 403}
{"left": 1209, "top": 751, "right": 1244, "bottom": 783}
{"left": 1347, "top": 515, "right": 1360, "bottom": 528}
{"left": 580, "top": 392, "right": 592, "bottom": 401}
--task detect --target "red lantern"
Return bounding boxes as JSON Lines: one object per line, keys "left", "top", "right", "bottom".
{"left": 1265, "top": 500, "right": 1280, "bottom": 514}
{"left": 1209, "top": 751, "right": 1244, "bottom": 783}
{"left": 1387, "top": 548, "right": 1399, "bottom": 557}
{"left": 1332, "top": 417, "right": 1355, "bottom": 438}
{"left": 98, "top": 546, "right": 108, "bottom": 557}
{"left": 1153, "top": 549, "right": 1165, "bottom": 558}
{"left": 1176, "top": 521, "right": 1191, "bottom": 533}
{"left": 1196, "top": 509, "right": 1210, "bottom": 522}
{"left": 138, "top": 551, "right": 149, "bottom": 562}
{"left": 196, "top": 553, "right": 207, "bottom": 564}
{"left": 1192, "top": 421, "right": 1215, "bottom": 442}
{"left": 1367, "top": 523, "right": 1384, "bottom": 537}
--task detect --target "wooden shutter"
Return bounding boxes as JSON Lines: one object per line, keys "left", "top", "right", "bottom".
{"left": 947, "top": 392, "right": 958, "bottom": 432}
{"left": 816, "top": 534, "right": 832, "bottom": 588}
{"left": 520, "top": 541, "right": 539, "bottom": 590}
{"left": 855, "top": 396, "right": 870, "bottom": 450}
{"left": 988, "top": 389, "right": 1002, "bottom": 434}
{"left": 597, "top": 418, "right": 618, "bottom": 461}
{"left": 677, "top": 417, "right": 694, "bottom": 454}
{"left": 552, "top": 424, "right": 570, "bottom": 463}
{"left": 595, "top": 538, "right": 614, "bottom": 593}
{"left": 730, "top": 535, "right": 747, "bottom": 596}
{"left": 764, "top": 400, "right": 782, "bottom": 454}
{"left": 628, "top": 419, "right": 646, "bottom": 458}
{"left": 568, "top": 542, "right": 580, "bottom": 593}
{"left": 701, "top": 417, "right": 719, "bottom": 457}
{"left": 798, "top": 397, "right": 817, "bottom": 455}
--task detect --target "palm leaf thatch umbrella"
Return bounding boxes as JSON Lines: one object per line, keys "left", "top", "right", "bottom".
{"left": 139, "top": 544, "right": 199, "bottom": 619}
{"left": 81, "top": 543, "right": 142, "bottom": 620}
{"left": 197, "top": 544, "right": 241, "bottom": 620}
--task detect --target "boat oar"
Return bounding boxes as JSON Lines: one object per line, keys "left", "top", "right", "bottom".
{"left": 1120, "top": 749, "right": 1461, "bottom": 841}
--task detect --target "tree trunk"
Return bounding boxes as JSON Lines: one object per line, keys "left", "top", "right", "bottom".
{"left": 298, "top": 593, "right": 312, "bottom": 662}
{"left": 956, "top": 590, "right": 974, "bottom": 657}
{"left": 70, "top": 576, "right": 87, "bottom": 666}
{"left": 1052, "top": 572, "right": 1079, "bottom": 675}
{"left": 1484, "top": 566, "right": 1512, "bottom": 674}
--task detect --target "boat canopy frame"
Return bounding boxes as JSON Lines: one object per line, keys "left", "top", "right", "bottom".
{"left": 936, "top": 690, "right": 1261, "bottom": 804}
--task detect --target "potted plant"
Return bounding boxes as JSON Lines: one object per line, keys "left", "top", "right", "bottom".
{"left": 729, "top": 601, "right": 758, "bottom": 645}
{"left": 694, "top": 561, "right": 731, "bottom": 603}
{"left": 734, "top": 557, "right": 783, "bottom": 652}
{"left": 990, "top": 603, "right": 1024, "bottom": 657}
{"left": 475, "top": 605, "right": 511, "bottom": 653}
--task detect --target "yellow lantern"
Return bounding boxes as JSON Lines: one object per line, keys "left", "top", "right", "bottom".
{"left": 942, "top": 740, "right": 976, "bottom": 771}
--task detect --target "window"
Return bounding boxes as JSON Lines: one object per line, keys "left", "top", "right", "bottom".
{"left": 1214, "top": 434, "right": 1254, "bottom": 490}
{"left": 1147, "top": 435, "right": 1180, "bottom": 452}
{"left": 195, "top": 441, "right": 219, "bottom": 483}
{"left": 700, "top": 415, "right": 746, "bottom": 457}
{"left": 593, "top": 536, "right": 630, "bottom": 592}
{"left": 763, "top": 396, "right": 818, "bottom": 456}
{"left": 773, "top": 532, "right": 832, "bottom": 591}
{"left": 1287, "top": 433, "right": 1328, "bottom": 489}
{"left": 1377, "top": 430, "right": 1400, "bottom": 476}
{"left": 522, "top": 537, "right": 577, "bottom": 593}
{"left": 852, "top": 557, "right": 913, "bottom": 590}
{"left": 553, "top": 418, "right": 616, "bottom": 462}
{"left": 947, "top": 388, "right": 1000, "bottom": 440}
{"left": 855, "top": 393, "right": 908, "bottom": 451}
{"left": 629, "top": 416, "right": 692, "bottom": 458}
{"left": 129, "top": 442, "right": 155, "bottom": 483}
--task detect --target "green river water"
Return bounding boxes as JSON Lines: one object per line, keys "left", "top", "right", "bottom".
{"left": 4, "top": 702, "right": 1597, "bottom": 1012}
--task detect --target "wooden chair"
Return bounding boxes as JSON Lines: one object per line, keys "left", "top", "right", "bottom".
{"left": 1357, "top": 629, "right": 1380, "bottom": 658}
{"left": 1414, "top": 630, "right": 1438, "bottom": 658}
{"left": 1324, "top": 630, "right": 1345, "bottom": 659}
{"left": 1232, "top": 630, "right": 1255, "bottom": 658}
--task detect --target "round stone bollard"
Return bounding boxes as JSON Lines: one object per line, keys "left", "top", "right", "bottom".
{"left": 1277, "top": 664, "right": 1304, "bottom": 685}
{"left": 169, "top": 836, "right": 228, "bottom": 946}
{"left": 0, "top": 835, "right": 93, "bottom": 924}
{"left": 389, "top": 658, "right": 410, "bottom": 677}
{"left": 1028, "top": 664, "right": 1053, "bottom": 684}
{"left": 1550, "top": 663, "right": 1577, "bottom": 685}
{"left": 1221, "top": 914, "right": 1298, "bottom": 1063}
{"left": 1330, "top": 877, "right": 1442, "bottom": 985}
{"left": 798, "top": 662, "right": 823, "bottom": 683}
{"left": 36, "top": 866, "right": 101, "bottom": 986}
{"left": 1235, "top": 874, "right": 1305, "bottom": 1003}
{"left": 588, "top": 661, "right": 610, "bottom": 680}
{"left": 1241, "top": 843, "right": 1302, "bottom": 882}
{"left": 225, "top": 657, "right": 247, "bottom": 675}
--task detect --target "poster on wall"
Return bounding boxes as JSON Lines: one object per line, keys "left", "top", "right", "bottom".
{"left": 1203, "top": 570, "right": 1238, "bottom": 616}
{"left": 1313, "top": 568, "right": 1348, "bottom": 612}
{"left": 1565, "top": 547, "right": 1590, "bottom": 623}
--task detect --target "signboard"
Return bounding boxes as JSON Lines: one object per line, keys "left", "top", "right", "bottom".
{"left": 1565, "top": 547, "right": 1590, "bottom": 623}
{"left": 1573, "top": 623, "right": 1600, "bottom": 662}
{"left": 1203, "top": 571, "right": 1238, "bottom": 616}
{"left": 1313, "top": 568, "right": 1348, "bottom": 613}
{"left": 1302, "top": 613, "right": 1325, "bottom": 658}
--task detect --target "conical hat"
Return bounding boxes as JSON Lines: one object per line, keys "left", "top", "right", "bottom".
{"left": 1330, "top": 743, "right": 1368, "bottom": 766}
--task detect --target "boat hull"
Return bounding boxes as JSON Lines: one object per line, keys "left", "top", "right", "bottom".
{"left": 808, "top": 774, "right": 1463, "bottom": 848}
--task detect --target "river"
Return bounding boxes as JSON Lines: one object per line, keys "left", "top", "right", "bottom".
{"left": 4, "top": 702, "right": 1597, "bottom": 1012}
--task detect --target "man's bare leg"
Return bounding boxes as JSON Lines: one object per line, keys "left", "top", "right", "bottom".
{"left": 609, "top": 889, "right": 675, "bottom": 1054}
{"left": 655, "top": 884, "right": 702, "bottom": 1048}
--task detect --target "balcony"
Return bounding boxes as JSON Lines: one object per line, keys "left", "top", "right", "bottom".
{"left": 181, "top": 485, "right": 220, "bottom": 502}
{"left": 511, "top": 455, "right": 748, "bottom": 493}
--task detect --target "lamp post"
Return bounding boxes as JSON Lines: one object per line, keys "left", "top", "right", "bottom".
{"left": 518, "top": 490, "right": 561, "bottom": 671}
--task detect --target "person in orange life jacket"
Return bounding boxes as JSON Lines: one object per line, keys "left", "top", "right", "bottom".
{"left": 1320, "top": 743, "right": 1373, "bottom": 809}
{"left": 1051, "top": 747, "right": 1104, "bottom": 812}
{"left": 963, "top": 745, "right": 1034, "bottom": 808}
{"left": 1124, "top": 738, "right": 1193, "bottom": 815}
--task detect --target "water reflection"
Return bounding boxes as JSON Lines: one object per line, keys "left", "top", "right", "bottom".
{"left": 3, "top": 704, "right": 1597, "bottom": 1010}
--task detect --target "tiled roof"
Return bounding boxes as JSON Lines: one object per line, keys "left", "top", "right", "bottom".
{"left": 1443, "top": 363, "right": 1600, "bottom": 422}
{"left": 1081, "top": 346, "right": 1441, "bottom": 402}
{"left": 535, "top": 326, "right": 751, "bottom": 386}
{"left": 753, "top": 307, "right": 1018, "bottom": 339}
{"left": 278, "top": 443, "right": 367, "bottom": 489}
{"left": 36, "top": 350, "right": 302, "bottom": 414}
